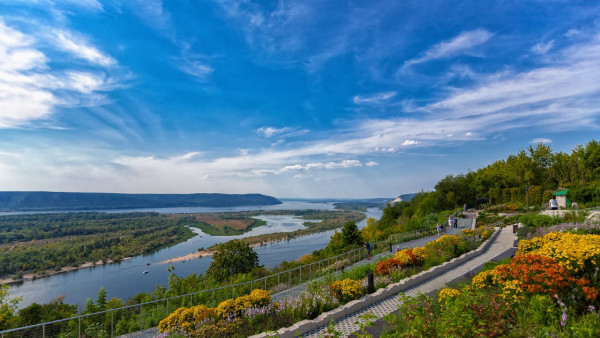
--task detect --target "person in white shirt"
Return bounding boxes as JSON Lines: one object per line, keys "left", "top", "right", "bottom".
{"left": 549, "top": 197, "right": 558, "bottom": 210}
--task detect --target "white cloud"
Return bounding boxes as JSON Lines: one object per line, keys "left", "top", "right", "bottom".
{"left": 178, "top": 60, "right": 213, "bottom": 80}
{"left": 401, "top": 140, "right": 419, "bottom": 146}
{"left": 402, "top": 29, "right": 493, "bottom": 70}
{"left": 174, "top": 44, "right": 214, "bottom": 81}
{"left": 565, "top": 29, "right": 581, "bottom": 37}
{"left": 55, "top": 30, "right": 116, "bottom": 67}
{"left": 353, "top": 91, "right": 396, "bottom": 104}
{"left": 531, "top": 40, "right": 554, "bottom": 55}
{"left": 257, "top": 126, "right": 292, "bottom": 138}
{"left": 0, "top": 21, "right": 56, "bottom": 127}
{"left": 465, "top": 132, "right": 473, "bottom": 136}
{"left": 530, "top": 138, "right": 552, "bottom": 144}
{"left": 366, "top": 161, "right": 378, "bottom": 167}
{"left": 61, "top": 0, "right": 103, "bottom": 11}
{"left": 0, "top": 21, "right": 128, "bottom": 128}
{"left": 375, "top": 147, "right": 398, "bottom": 153}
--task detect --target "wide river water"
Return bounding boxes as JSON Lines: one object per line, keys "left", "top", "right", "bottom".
{"left": 6, "top": 201, "right": 383, "bottom": 310}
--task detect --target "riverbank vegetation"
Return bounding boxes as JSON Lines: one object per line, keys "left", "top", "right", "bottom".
{"left": 0, "top": 212, "right": 194, "bottom": 280}
{"left": 174, "top": 213, "right": 267, "bottom": 236}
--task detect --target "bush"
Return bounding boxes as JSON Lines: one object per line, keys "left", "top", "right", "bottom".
{"left": 518, "top": 214, "right": 562, "bottom": 227}
{"left": 329, "top": 279, "right": 364, "bottom": 303}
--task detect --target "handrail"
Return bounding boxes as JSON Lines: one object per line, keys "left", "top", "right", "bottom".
{"left": 0, "top": 226, "right": 437, "bottom": 337}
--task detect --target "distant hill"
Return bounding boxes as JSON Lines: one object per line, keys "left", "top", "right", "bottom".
{"left": 390, "top": 193, "right": 419, "bottom": 205}
{"left": 0, "top": 191, "right": 282, "bottom": 211}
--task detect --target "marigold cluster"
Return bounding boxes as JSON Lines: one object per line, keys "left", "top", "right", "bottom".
{"left": 329, "top": 278, "right": 364, "bottom": 303}
{"left": 471, "top": 269, "right": 499, "bottom": 289}
{"left": 516, "top": 232, "right": 600, "bottom": 274}
{"left": 394, "top": 248, "right": 420, "bottom": 265}
{"left": 438, "top": 288, "right": 461, "bottom": 305}
{"left": 375, "top": 258, "right": 402, "bottom": 275}
{"left": 425, "top": 234, "right": 463, "bottom": 250}
{"left": 158, "top": 289, "right": 272, "bottom": 334}
{"left": 159, "top": 304, "right": 215, "bottom": 334}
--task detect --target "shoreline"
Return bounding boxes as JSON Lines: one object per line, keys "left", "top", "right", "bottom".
{"left": 160, "top": 231, "right": 329, "bottom": 264}
{"left": 0, "top": 257, "right": 132, "bottom": 285}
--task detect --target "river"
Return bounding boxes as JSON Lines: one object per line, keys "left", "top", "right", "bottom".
{"left": 6, "top": 202, "right": 382, "bottom": 310}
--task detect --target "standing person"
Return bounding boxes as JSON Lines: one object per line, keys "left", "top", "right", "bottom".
{"left": 364, "top": 242, "right": 371, "bottom": 260}
{"left": 448, "top": 216, "right": 453, "bottom": 229}
{"left": 463, "top": 204, "right": 468, "bottom": 212}
{"left": 549, "top": 197, "right": 558, "bottom": 210}
{"left": 436, "top": 223, "right": 441, "bottom": 235}
{"left": 453, "top": 217, "right": 458, "bottom": 228}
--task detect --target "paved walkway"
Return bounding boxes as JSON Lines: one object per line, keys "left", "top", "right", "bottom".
{"left": 302, "top": 226, "right": 516, "bottom": 337}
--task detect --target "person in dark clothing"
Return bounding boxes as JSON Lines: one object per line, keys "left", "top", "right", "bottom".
{"left": 453, "top": 218, "right": 458, "bottom": 228}
{"left": 364, "top": 242, "right": 371, "bottom": 260}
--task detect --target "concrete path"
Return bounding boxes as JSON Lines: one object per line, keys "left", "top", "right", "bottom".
{"left": 302, "top": 226, "right": 516, "bottom": 337}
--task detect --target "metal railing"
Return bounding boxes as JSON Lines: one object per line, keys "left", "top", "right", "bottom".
{"left": 0, "top": 227, "right": 438, "bottom": 337}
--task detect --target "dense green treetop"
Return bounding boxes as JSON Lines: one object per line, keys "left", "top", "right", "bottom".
{"left": 205, "top": 240, "right": 260, "bottom": 282}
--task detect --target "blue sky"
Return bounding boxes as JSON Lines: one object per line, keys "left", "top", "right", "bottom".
{"left": 0, "top": 0, "right": 599, "bottom": 198}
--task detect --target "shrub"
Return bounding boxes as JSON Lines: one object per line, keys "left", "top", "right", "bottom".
{"left": 519, "top": 214, "right": 562, "bottom": 227}
{"left": 375, "top": 258, "right": 401, "bottom": 275}
{"left": 424, "top": 235, "right": 463, "bottom": 251}
{"left": 329, "top": 279, "right": 364, "bottom": 303}
{"left": 394, "top": 248, "right": 420, "bottom": 266}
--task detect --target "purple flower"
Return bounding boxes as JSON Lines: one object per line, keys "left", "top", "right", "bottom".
{"left": 589, "top": 305, "right": 596, "bottom": 313}
{"left": 560, "top": 312, "right": 567, "bottom": 326}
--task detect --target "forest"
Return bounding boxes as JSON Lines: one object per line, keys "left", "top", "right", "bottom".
{"left": 0, "top": 192, "right": 281, "bottom": 211}
{"left": 0, "top": 212, "right": 194, "bottom": 278}
{"left": 361, "top": 140, "right": 600, "bottom": 241}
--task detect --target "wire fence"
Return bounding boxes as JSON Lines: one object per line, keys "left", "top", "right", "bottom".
{"left": 0, "top": 227, "right": 437, "bottom": 337}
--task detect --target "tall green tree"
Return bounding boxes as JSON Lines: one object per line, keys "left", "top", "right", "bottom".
{"left": 0, "top": 284, "right": 21, "bottom": 330}
{"left": 341, "top": 221, "right": 362, "bottom": 247}
{"left": 206, "top": 240, "right": 260, "bottom": 282}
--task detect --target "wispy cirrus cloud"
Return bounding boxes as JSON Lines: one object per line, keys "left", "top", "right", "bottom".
{"left": 353, "top": 91, "right": 396, "bottom": 104}
{"left": 531, "top": 40, "right": 554, "bottom": 55}
{"left": 174, "top": 47, "right": 214, "bottom": 81}
{"left": 257, "top": 126, "right": 309, "bottom": 139}
{"left": 257, "top": 126, "right": 292, "bottom": 138}
{"left": 54, "top": 30, "right": 116, "bottom": 67}
{"left": 0, "top": 20, "right": 127, "bottom": 128}
{"left": 401, "top": 29, "right": 493, "bottom": 71}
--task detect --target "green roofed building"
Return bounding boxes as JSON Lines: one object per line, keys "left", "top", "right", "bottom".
{"left": 553, "top": 189, "right": 570, "bottom": 209}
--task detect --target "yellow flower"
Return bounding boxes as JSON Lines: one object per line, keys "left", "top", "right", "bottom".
{"left": 438, "top": 288, "right": 461, "bottom": 306}
{"left": 471, "top": 269, "right": 500, "bottom": 289}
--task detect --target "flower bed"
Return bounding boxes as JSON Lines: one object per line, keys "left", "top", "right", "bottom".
{"left": 385, "top": 228, "right": 600, "bottom": 337}
{"left": 158, "top": 229, "right": 494, "bottom": 337}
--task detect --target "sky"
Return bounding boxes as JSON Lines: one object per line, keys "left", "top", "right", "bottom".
{"left": 0, "top": 0, "right": 599, "bottom": 199}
